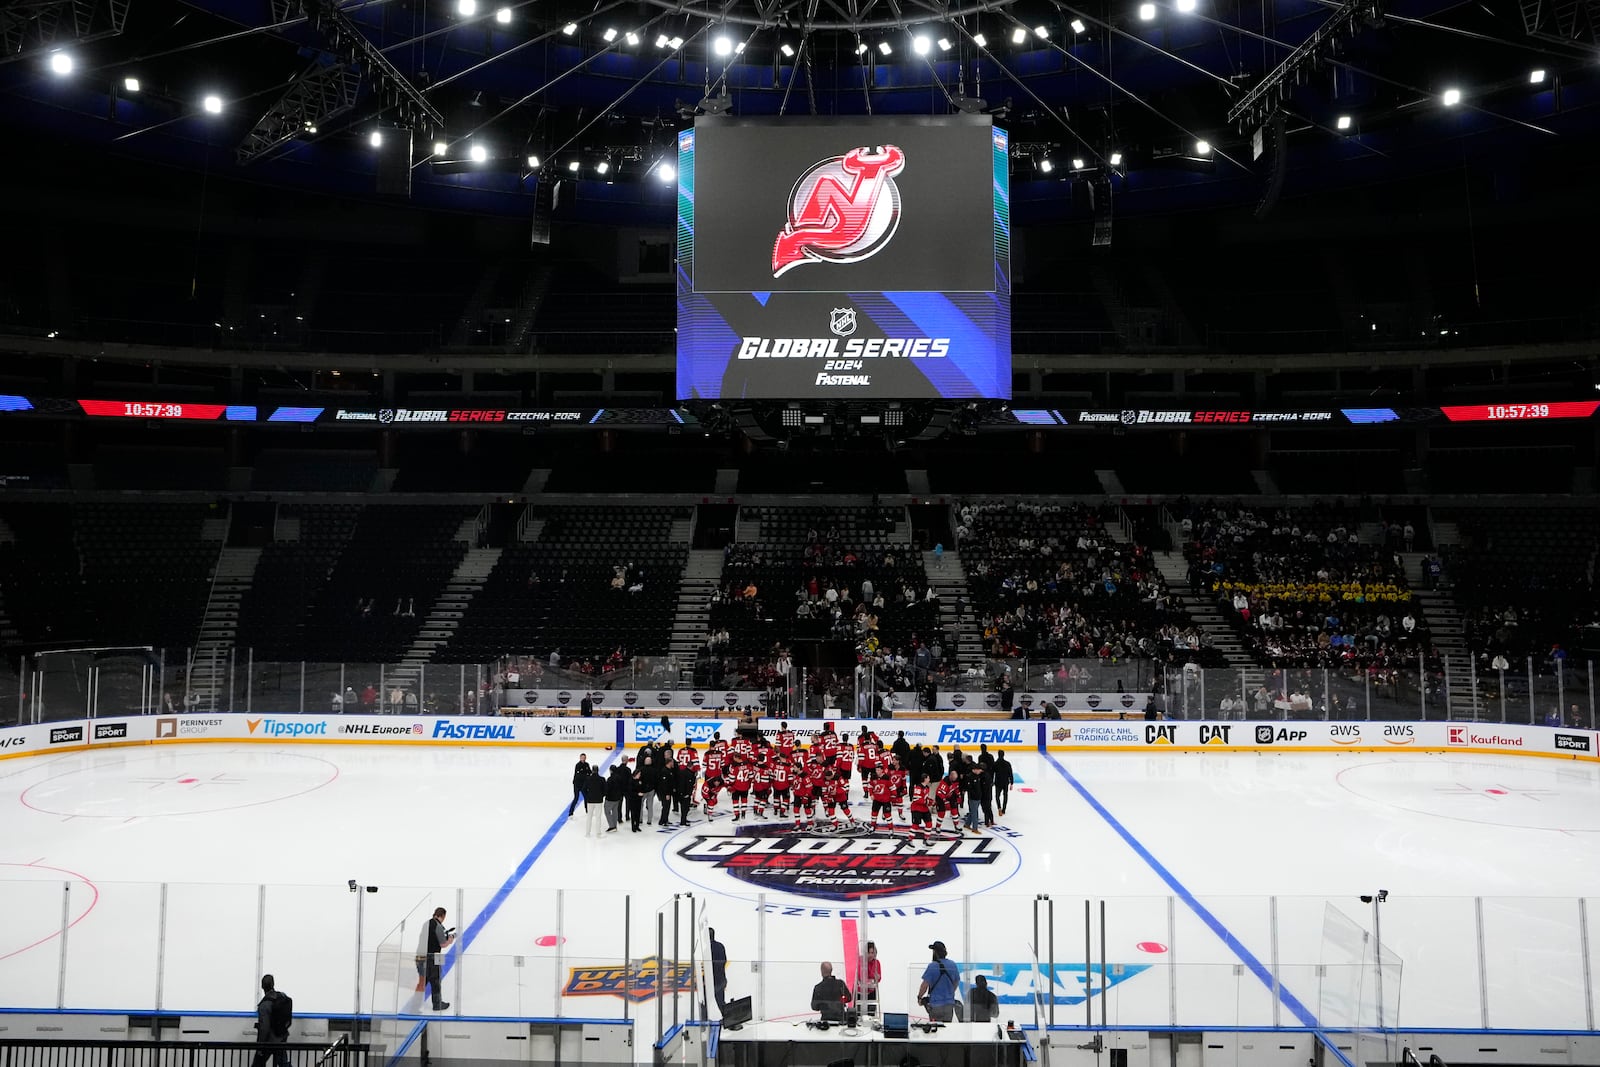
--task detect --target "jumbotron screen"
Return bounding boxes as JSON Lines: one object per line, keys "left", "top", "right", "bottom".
{"left": 676, "top": 116, "right": 1011, "bottom": 400}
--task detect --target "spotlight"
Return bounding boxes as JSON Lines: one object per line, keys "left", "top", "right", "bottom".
{"left": 656, "top": 33, "right": 669, "bottom": 47}
{"left": 1034, "top": 24, "right": 1049, "bottom": 37}
{"left": 602, "top": 27, "right": 617, "bottom": 41}
{"left": 1109, "top": 150, "right": 1122, "bottom": 165}
{"left": 369, "top": 130, "right": 383, "bottom": 147}
{"left": 568, "top": 159, "right": 580, "bottom": 172}
{"left": 713, "top": 34, "right": 732, "bottom": 55}
{"left": 657, "top": 161, "right": 676, "bottom": 181}
{"left": 937, "top": 37, "right": 951, "bottom": 50}
{"left": 1071, "top": 156, "right": 1085, "bottom": 169}
{"left": 1442, "top": 87, "right": 1461, "bottom": 106}
{"left": 595, "top": 159, "right": 610, "bottom": 174}
{"left": 1138, "top": 3, "right": 1156, "bottom": 18}
{"left": 470, "top": 143, "right": 488, "bottom": 162}
{"left": 1176, "top": 0, "right": 1196, "bottom": 11}
{"left": 913, "top": 35, "right": 931, "bottom": 54}
{"left": 856, "top": 41, "right": 869, "bottom": 53}
{"left": 1011, "top": 26, "right": 1027, "bottom": 43}
{"left": 457, "top": 0, "right": 476, "bottom": 15}
{"left": 625, "top": 31, "right": 639, "bottom": 45}
{"left": 562, "top": 21, "right": 577, "bottom": 34}
{"left": 781, "top": 42, "right": 795, "bottom": 56}
{"left": 669, "top": 36, "right": 683, "bottom": 48}
{"left": 1335, "top": 114, "right": 1351, "bottom": 130}
{"left": 495, "top": 6, "right": 511, "bottom": 22}
{"left": 1194, "top": 138, "right": 1211, "bottom": 155}
{"left": 972, "top": 32, "right": 987, "bottom": 45}
{"left": 1529, "top": 68, "right": 1546, "bottom": 84}
{"left": 735, "top": 41, "right": 745, "bottom": 52}
{"left": 1070, "top": 18, "right": 1087, "bottom": 32}
{"left": 1039, "top": 158, "right": 1054, "bottom": 173}
{"left": 433, "top": 140, "right": 448, "bottom": 155}
{"left": 49, "top": 52, "right": 73, "bottom": 76}
{"left": 202, "top": 94, "right": 223, "bottom": 114}
{"left": 527, "top": 154, "right": 540, "bottom": 168}
{"left": 878, "top": 39, "right": 892, "bottom": 54}
{"left": 306, "top": 124, "right": 317, "bottom": 134}
{"left": 122, "top": 76, "right": 140, "bottom": 92}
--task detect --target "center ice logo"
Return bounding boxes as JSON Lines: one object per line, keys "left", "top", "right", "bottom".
{"left": 673, "top": 823, "right": 1018, "bottom": 903}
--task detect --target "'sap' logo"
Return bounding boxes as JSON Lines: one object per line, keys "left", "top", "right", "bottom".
{"left": 772, "top": 145, "right": 905, "bottom": 277}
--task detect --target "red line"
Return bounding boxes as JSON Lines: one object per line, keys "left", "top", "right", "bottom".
{"left": 840, "top": 917, "right": 859, "bottom": 998}
{"left": 0, "top": 863, "right": 101, "bottom": 962}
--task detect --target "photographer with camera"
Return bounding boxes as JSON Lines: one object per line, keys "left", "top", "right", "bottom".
{"left": 916, "top": 940, "right": 963, "bottom": 1023}
{"left": 415, "top": 907, "right": 455, "bottom": 1012}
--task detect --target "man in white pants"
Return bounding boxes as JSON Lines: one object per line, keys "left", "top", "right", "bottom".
{"left": 582, "top": 768, "right": 606, "bottom": 837}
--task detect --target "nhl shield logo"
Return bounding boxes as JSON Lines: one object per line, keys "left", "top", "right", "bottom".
{"left": 829, "top": 307, "right": 858, "bottom": 337}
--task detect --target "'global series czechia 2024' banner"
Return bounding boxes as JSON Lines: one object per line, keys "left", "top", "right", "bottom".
{"left": 676, "top": 116, "right": 1011, "bottom": 400}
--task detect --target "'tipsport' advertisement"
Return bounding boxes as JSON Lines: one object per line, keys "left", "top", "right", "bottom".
{"left": 676, "top": 116, "right": 1011, "bottom": 400}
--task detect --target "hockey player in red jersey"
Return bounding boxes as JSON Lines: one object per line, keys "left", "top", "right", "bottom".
{"left": 769, "top": 757, "right": 792, "bottom": 818}
{"left": 908, "top": 775, "right": 934, "bottom": 838}
{"left": 869, "top": 768, "right": 897, "bottom": 831}
{"left": 701, "top": 745, "right": 726, "bottom": 819}
{"left": 935, "top": 770, "right": 963, "bottom": 837}
{"left": 728, "top": 760, "right": 754, "bottom": 821}
{"left": 775, "top": 722, "right": 797, "bottom": 762}
{"left": 791, "top": 768, "right": 816, "bottom": 829}
{"left": 857, "top": 731, "right": 880, "bottom": 783}
{"left": 751, "top": 760, "right": 772, "bottom": 818}
{"left": 833, "top": 734, "right": 855, "bottom": 790}
{"left": 890, "top": 756, "right": 910, "bottom": 825}
{"left": 829, "top": 770, "right": 855, "bottom": 828}
{"left": 813, "top": 725, "right": 840, "bottom": 768}
{"left": 730, "top": 732, "right": 755, "bottom": 767}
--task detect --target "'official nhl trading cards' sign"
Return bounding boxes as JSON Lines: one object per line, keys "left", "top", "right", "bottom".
{"left": 676, "top": 116, "right": 1011, "bottom": 400}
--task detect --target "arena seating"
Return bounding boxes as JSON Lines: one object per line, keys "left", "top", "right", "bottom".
{"left": 441, "top": 507, "right": 688, "bottom": 665}
{"left": 0, "top": 503, "right": 87, "bottom": 648}
{"left": 957, "top": 501, "right": 1217, "bottom": 666}
{"left": 236, "top": 504, "right": 363, "bottom": 659}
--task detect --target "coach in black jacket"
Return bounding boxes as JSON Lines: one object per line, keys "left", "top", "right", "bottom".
{"left": 568, "top": 753, "right": 592, "bottom": 817}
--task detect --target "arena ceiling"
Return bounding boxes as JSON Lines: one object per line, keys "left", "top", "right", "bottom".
{"left": 2, "top": 0, "right": 1597, "bottom": 217}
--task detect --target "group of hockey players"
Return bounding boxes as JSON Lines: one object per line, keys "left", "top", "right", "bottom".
{"left": 627, "top": 722, "right": 1008, "bottom": 838}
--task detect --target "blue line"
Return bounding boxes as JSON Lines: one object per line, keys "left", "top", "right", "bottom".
{"left": 387, "top": 1022, "right": 427, "bottom": 1067}
{"left": 442, "top": 720, "right": 625, "bottom": 979}
{"left": 1037, "top": 744, "right": 1320, "bottom": 1029}
{"left": 1317, "top": 1033, "right": 1361, "bottom": 1067}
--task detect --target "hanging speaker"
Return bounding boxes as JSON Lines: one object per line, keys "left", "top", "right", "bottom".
{"left": 1253, "top": 112, "right": 1288, "bottom": 221}
{"left": 375, "top": 127, "right": 412, "bottom": 198}
{"left": 530, "top": 177, "right": 557, "bottom": 246}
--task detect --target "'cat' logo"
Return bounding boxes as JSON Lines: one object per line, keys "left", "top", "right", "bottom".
{"left": 772, "top": 146, "right": 905, "bottom": 277}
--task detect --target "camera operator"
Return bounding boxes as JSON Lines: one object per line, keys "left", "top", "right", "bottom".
{"left": 917, "top": 941, "right": 962, "bottom": 1022}
{"left": 415, "top": 907, "right": 454, "bottom": 1012}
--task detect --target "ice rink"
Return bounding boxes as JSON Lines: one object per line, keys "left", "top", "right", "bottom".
{"left": 2, "top": 738, "right": 1598, "bottom": 1036}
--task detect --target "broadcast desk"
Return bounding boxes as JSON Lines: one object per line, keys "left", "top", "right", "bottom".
{"left": 717, "top": 1016, "right": 1032, "bottom": 1067}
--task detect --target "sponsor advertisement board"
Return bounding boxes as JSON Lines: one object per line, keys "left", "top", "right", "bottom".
{"left": 1045, "top": 720, "right": 1598, "bottom": 757}
{"left": 627, "top": 718, "right": 1037, "bottom": 749}
{"left": 677, "top": 117, "right": 1011, "bottom": 400}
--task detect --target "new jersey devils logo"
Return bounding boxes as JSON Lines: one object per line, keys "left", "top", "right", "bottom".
{"left": 772, "top": 145, "right": 905, "bottom": 277}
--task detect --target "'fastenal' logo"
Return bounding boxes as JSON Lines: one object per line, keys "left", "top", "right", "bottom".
{"left": 673, "top": 823, "right": 1016, "bottom": 902}
{"left": 772, "top": 145, "right": 905, "bottom": 277}
{"left": 564, "top": 957, "right": 695, "bottom": 1002}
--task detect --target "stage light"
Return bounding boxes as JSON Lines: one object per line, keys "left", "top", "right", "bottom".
{"left": 669, "top": 36, "right": 683, "bottom": 48}
{"left": 1138, "top": 3, "right": 1156, "bottom": 18}
{"left": 914, "top": 35, "right": 930, "bottom": 54}
{"left": 656, "top": 33, "right": 669, "bottom": 47}
{"left": 972, "top": 32, "right": 987, "bottom": 45}
{"left": 781, "top": 42, "right": 795, "bottom": 56}
{"left": 369, "top": 130, "right": 383, "bottom": 147}
{"left": 713, "top": 34, "right": 732, "bottom": 55}
{"left": 595, "top": 159, "right": 610, "bottom": 174}
{"left": 878, "top": 39, "right": 892, "bottom": 54}
{"left": 856, "top": 41, "right": 869, "bottom": 53}
{"left": 1442, "top": 87, "right": 1461, "bottom": 106}
{"left": 1335, "top": 114, "right": 1351, "bottom": 130}
{"left": 562, "top": 21, "right": 577, "bottom": 34}
{"left": 1011, "top": 26, "right": 1027, "bottom": 43}
{"left": 495, "top": 6, "right": 511, "bottom": 22}
{"left": 527, "top": 154, "right": 540, "bottom": 168}
{"left": 735, "top": 41, "right": 745, "bottom": 52}
{"left": 937, "top": 37, "right": 951, "bottom": 50}
{"left": 1071, "top": 157, "right": 1085, "bottom": 169}
{"left": 1070, "top": 18, "right": 1087, "bottom": 32}
{"left": 470, "top": 143, "right": 488, "bottom": 162}
{"left": 1034, "top": 24, "right": 1049, "bottom": 37}
{"left": 657, "top": 162, "right": 676, "bottom": 182}
{"left": 1039, "top": 158, "right": 1054, "bottom": 173}
{"left": 306, "top": 124, "right": 317, "bottom": 134}
{"left": 1529, "top": 68, "right": 1546, "bottom": 84}
{"left": 1176, "top": 0, "right": 1196, "bottom": 11}
{"left": 1109, "top": 151, "right": 1122, "bottom": 165}
{"left": 202, "top": 94, "right": 223, "bottom": 113}
{"left": 625, "top": 31, "right": 639, "bottom": 45}
{"left": 49, "top": 52, "right": 73, "bottom": 75}
{"left": 1194, "top": 138, "right": 1211, "bottom": 155}
{"left": 123, "top": 76, "right": 140, "bottom": 92}
{"left": 433, "top": 140, "right": 448, "bottom": 156}
{"left": 457, "top": 0, "right": 476, "bottom": 15}
{"left": 568, "top": 159, "right": 580, "bottom": 172}
{"left": 603, "top": 27, "right": 618, "bottom": 41}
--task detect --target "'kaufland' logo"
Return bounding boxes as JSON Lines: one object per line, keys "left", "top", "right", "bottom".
{"left": 671, "top": 823, "right": 1019, "bottom": 903}
{"left": 772, "top": 145, "right": 905, "bottom": 277}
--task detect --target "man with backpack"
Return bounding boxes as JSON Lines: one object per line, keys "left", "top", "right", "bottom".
{"left": 251, "top": 974, "right": 292, "bottom": 1067}
{"left": 916, "top": 941, "right": 964, "bottom": 1023}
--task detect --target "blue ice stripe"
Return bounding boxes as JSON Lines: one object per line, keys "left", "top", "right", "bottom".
{"left": 386, "top": 1021, "right": 427, "bottom": 1067}
{"left": 1037, "top": 746, "right": 1320, "bottom": 1029}
{"left": 443, "top": 720, "right": 625, "bottom": 977}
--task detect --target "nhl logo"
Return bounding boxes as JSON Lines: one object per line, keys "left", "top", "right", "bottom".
{"left": 1119, "top": 410, "right": 1138, "bottom": 427}
{"left": 829, "top": 308, "right": 858, "bottom": 337}
{"left": 378, "top": 408, "right": 397, "bottom": 425}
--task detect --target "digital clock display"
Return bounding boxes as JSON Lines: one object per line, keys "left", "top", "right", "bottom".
{"left": 1440, "top": 401, "right": 1600, "bottom": 422}
{"left": 78, "top": 401, "right": 238, "bottom": 421}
